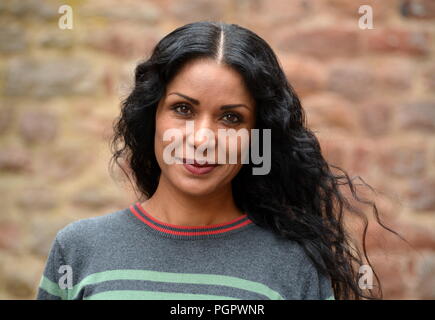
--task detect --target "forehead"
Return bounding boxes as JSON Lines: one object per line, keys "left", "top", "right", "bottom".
{"left": 165, "top": 59, "right": 254, "bottom": 105}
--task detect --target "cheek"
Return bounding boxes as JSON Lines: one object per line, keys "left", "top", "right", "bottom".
{"left": 154, "top": 111, "right": 179, "bottom": 151}
{"left": 217, "top": 134, "right": 251, "bottom": 163}
{"left": 155, "top": 119, "right": 176, "bottom": 167}
{"left": 154, "top": 124, "right": 165, "bottom": 159}
{"left": 217, "top": 163, "right": 243, "bottom": 187}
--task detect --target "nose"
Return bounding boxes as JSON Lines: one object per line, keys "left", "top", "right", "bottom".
{"left": 186, "top": 118, "right": 216, "bottom": 152}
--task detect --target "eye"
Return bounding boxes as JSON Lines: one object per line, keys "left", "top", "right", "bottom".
{"left": 222, "top": 112, "right": 242, "bottom": 124}
{"left": 171, "top": 103, "right": 192, "bottom": 116}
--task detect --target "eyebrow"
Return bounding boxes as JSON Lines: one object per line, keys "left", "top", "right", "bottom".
{"left": 168, "top": 92, "right": 251, "bottom": 111}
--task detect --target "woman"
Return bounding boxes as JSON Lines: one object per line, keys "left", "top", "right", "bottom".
{"left": 37, "top": 21, "right": 405, "bottom": 300}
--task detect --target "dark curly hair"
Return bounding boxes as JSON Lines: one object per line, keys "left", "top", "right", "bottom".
{"left": 109, "top": 21, "right": 408, "bottom": 300}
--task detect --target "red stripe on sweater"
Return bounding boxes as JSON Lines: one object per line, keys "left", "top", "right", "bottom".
{"left": 130, "top": 205, "right": 252, "bottom": 236}
{"left": 135, "top": 202, "right": 248, "bottom": 229}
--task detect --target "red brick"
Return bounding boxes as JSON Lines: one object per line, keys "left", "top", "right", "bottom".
{"left": 168, "top": 0, "right": 226, "bottom": 22}
{"left": 359, "top": 101, "right": 393, "bottom": 136}
{"left": 0, "top": 104, "right": 14, "bottom": 135}
{"left": 400, "top": 0, "right": 435, "bottom": 19}
{"left": 324, "top": 0, "right": 393, "bottom": 20}
{"left": 19, "top": 110, "right": 58, "bottom": 145}
{"left": 377, "top": 143, "right": 427, "bottom": 177}
{"left": 243, "top": 0, "right": 322, "bottom": 30}
{"left": 396, "top": 101, "right": 435, "bottom": 132}
{"left": 365, "top": 218, "right": 435, "bottom": 252}
{"left": 347, "top": 140, "right": 377, "bottom": 176}
{"left": 85, "top": 24, "right": 161, "bottom": 58}
{"left": 82, "top": 0, "right": 160, "bottom": 24}
{"left": 0, "top": 147, "right": 31, "bottom": 172}
{"left": 405, "top": 177, "right": 435, "bottom": 211}
{"left": 281, "top": 55, "right": 327, "bottom": 96}
{"left": 34, "top": 145, "right": 93, "bottom": 182}
{"left": 303, "top": 93, "right": 359, "bottom": 132}
{"left": 368, "top": 251, "right": 416, "bottom": 299}
{"left": 17, "top": 186, "right": 58, "bottom": 211}
{"left": 327, "top": 63, "right": 375, "bottom": 101}
{"left": 276, "top": 28, "right": 362, "bottom": 59}
{"left": 374, "top": 58, "right": 414, "bottom": 91}
{"left": 317, "top": 134, "right": 348, "bottom": 168}
{"left": 414, "top": 253, "right": 435, "bottom": 299}
{"left": 364, "top": 29, "right": 430, "bottom": 56}
{"left": 0, "top": 222, "right": 21, "bottom": 251}
{"left": 423, "top": 65, "right": 435, "bottom": 91}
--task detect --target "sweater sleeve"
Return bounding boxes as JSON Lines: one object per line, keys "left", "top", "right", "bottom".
{"left": 35, "top": 235, "right": 71, "bottom": 300}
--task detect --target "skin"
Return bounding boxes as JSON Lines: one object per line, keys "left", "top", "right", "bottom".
{"left": 140, "top": 58, "right": 256, "bottom": 227}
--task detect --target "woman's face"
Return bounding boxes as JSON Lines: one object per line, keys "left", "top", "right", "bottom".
{"left": 154, "top": 58, "right": 256, "bottom": 197}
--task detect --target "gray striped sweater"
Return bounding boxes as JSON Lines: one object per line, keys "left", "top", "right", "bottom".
{"left": 36, "top": 202, "right": 335, "bottom": 300}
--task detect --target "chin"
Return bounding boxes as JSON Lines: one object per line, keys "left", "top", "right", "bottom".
{"left": 175, "top": 178, "right": 220, "bottom": 197}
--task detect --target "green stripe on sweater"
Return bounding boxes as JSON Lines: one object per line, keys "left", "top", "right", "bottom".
{"left": 84, "top": 290, "right": 240, "bottom": 300}
{"left": 39, "top": 269, "right": 284, "bottom": 300}
{"left": 39, "top": 276, "right": 68, "bottom": 300}
{"left": 71, "top": 269, "right": 284, "bottom": 300}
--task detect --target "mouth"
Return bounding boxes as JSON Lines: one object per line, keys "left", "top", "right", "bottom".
{"left": 176, "top": 158, "right": 219, "bottom": 166}
{"left": 175, "top": 157, "right": 219, "bottom": 175}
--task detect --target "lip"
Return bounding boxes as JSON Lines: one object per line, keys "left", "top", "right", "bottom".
{"left": 175, "top": 158, "right": 219, "bottom": 175}
{"left": 183, "top": 163, "right": 217, "bottom": 175}
{"left": 175, "top": 157, "right": 218, "bottom": 166}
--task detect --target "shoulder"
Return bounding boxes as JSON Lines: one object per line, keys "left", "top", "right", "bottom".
{"left": 247, "top": 224, "right": 334, "bottom": 299}
{"left": 54, "top": 207, "right": 128, "bottom": 253}
{"left": 244, "top": 223, "right": 312, "bottom": 265}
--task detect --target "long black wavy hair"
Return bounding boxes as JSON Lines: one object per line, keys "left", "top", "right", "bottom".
{"left": 109, "top": 21, "right": 407, "bottom": 300}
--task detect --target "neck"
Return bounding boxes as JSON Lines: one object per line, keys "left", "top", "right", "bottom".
{"left": 141, "top": 174, "right": 244, "bottom": 227}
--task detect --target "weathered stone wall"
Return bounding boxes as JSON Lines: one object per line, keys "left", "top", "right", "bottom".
{"left": 0, "top": 0, "right": 433, "bottom": 299}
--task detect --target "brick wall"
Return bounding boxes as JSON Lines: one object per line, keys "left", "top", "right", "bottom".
{"left": 0, "top": 0, "right": 433, "bottom": 299}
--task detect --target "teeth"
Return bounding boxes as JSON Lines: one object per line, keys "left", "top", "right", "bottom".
{"left": 193, "top": 163, "right": 212, "bottom": 167}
